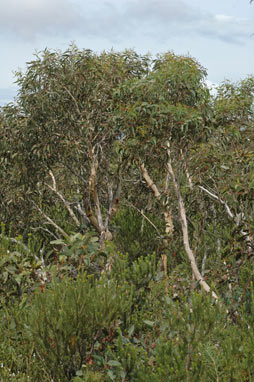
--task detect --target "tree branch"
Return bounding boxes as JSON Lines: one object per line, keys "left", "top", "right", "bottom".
{"left": 47, "top": 170, "right": 80, "bottom": 228}
{"left": 167, "top": 147, "right": 218, "bottom": 301}
{"left": 199, "top": 185, "right": 252, "bottom": 246}
{"left": 89, "top": 150, "right": 104, "bottom": 233}
{"left": 140, "top": 163, "right": 161, "bottom": 199}
{"left": 199, "top": 186, "right": 234, "bottom": 219}
{"left": 141, "top": 163, "right": 174, "bottom": 235}
{"left": 125, "top": 202, "right": 163, "bottom": 239}
{"left": 32, "top": 201, "right": 69, "bottom": 239}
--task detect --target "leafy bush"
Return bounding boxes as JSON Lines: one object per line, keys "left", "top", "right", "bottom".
{"left": 0, "top": 225, "right": 45, "bottom": 306}
{"left": 21, "top": 272, "right": 133, "bottom": 381}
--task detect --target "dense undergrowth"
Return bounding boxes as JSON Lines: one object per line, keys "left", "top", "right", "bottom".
{"left": 1, "top": 227, "right": 254, "bottom": 381}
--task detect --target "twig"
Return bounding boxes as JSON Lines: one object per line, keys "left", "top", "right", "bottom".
{"left": 125, "top": 202, "right": 163, "bottom": 238}
{"left": 64, "top": 86, "right": 81, "bottom": 115}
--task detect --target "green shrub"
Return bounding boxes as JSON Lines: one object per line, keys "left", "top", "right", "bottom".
{"left": 0, "top": 225, "right": 45, "bottom": 306}
{"left": 23, "top": 272, "right": 133, "bottom": 381}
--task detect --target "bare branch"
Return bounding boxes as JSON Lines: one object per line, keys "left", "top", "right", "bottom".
{"left": 47, "top": 170, "right": 80, "bottom": 228}
{"left": 32, "top": 201, "right": 69, "bottom": 239}
{"left": 180, "top": 148, "right": 193, "bottom": 190}
{"left": 125, "top": 202, "right": 163, "bottom": 238}
{"left": 201, "top": 249, "right": 208, "bottom": 277}
{"left": 167, "top": 146, "right": 218, "bottom": 301}
{"left": 105, "top": 177, "right": 121, "bottom": 229}
{"left": 199, "top": 186, "right": 234, "bottom": 219}
{"left": 199, "top": 185, "right": 252, "bottom": 246}
{"left": 30, "top": 226, "right": 60, "bottom": 240}
{"left": 104, "top": 181, "right": 113, "bottom": 230}
{"left": 74, "top": 204, "right": 90, "bottom": 224}
{"left": 59, "top": 160, "right": 88, "bottom": 184}
{"left": 89, "top": 150, "right": 104, "bottom": 233}
{"left": 140, "top": 163, "right": 161, "bottom": 199}
{"left": 83, "top": 203, "right": 101, "bottom": 232}
{"left": 141, "top": 163, "right": 174, "bottom": 235}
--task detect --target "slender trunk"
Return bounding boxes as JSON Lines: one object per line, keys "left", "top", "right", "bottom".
{"left": 167, "top": 147, "right": 218, "bottom": 301}
{"left": 140, "top": 163, "right": 174, "bottom": 237}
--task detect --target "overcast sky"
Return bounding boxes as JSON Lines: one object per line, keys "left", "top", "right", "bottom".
{"left": 0, "top": 0, "right": 254, "bottom": 105}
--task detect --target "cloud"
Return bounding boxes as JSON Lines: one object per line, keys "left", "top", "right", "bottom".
{"left": 198, "top": 13, "right": 252, "bottom": 44}
{"left": 215, "top": 14, "right": 234, "bottom": 23}
{"left": 0, "top": 0, "right": 80, "bottom": 40}
{"left": 123, "top": 0, "right": 253, "bottom": 44}
{"left": 0, "top": 0, "right": 253, "bottom": 45}
{"left": 125, "top": 0, "right": 199, "bottom": 24}
{"left": 76, "top": 0, "right": 253, "bottom": 45}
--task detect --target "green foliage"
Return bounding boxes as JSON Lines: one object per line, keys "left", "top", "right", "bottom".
{"left": 114, "top": 51, "right": 213, "bottom": 164}
{"left": 50, "top": 231, "right": 106, "bottom": 277}
{"left": 113, "top": 208, "right": 162, "bottom": 260}
{"left": 2, "top": 252, "right": 254, "bottom": 381}
{"left": 0, "top": 224, "right": 44, "bottom": 306}
{"left": 2, "top": 45, "right": 254, "bottom": 381}
{"left": 22, "top": 273, "right": 133, "bottom": 381}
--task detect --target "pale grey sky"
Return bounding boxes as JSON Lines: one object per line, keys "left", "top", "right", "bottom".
{"left": 0, "top": 0, "right": 253, "bottom": 105}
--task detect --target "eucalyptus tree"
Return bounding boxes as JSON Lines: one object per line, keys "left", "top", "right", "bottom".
{"left": 0, "top": 46, "right": 150, "bottom": 243}
{"left": 190, "top": 77, "right": 254, "bottom": 268}
{"left": 114, "top": 52, "right": 218, "bottom": 295}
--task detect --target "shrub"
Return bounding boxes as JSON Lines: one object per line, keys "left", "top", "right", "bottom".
{"left": 23, "top": 273, "right": 133, "bottom": 381}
